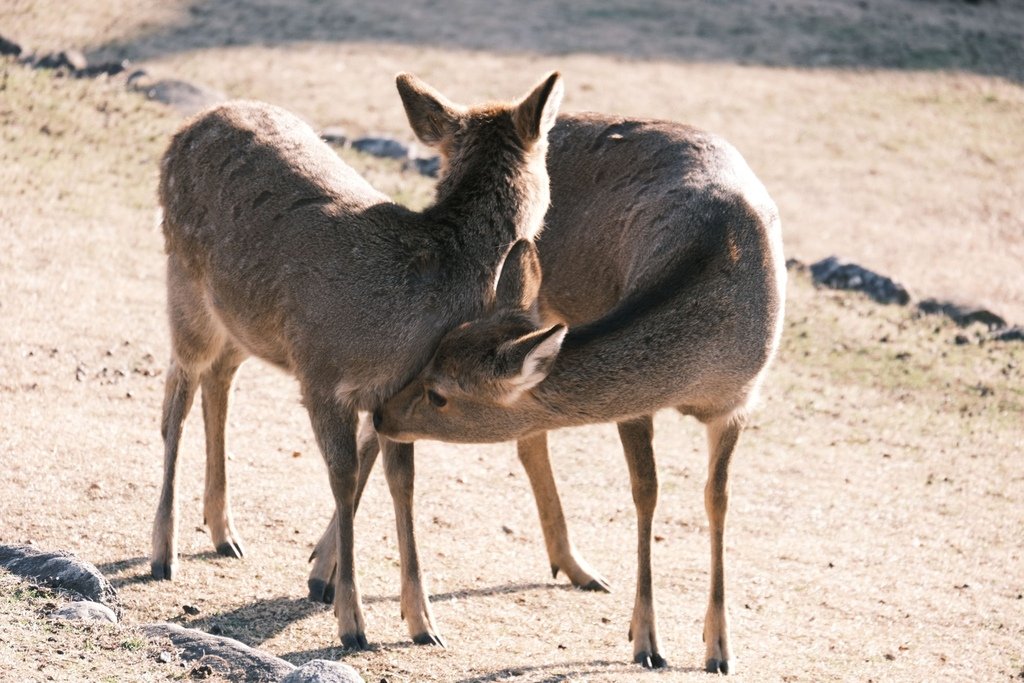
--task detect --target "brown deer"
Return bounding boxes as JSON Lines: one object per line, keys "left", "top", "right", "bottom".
{"left": 151, "top": 71, "right": 564, "bottom": 649}
{"left": 370, "top": 114, "right": 786, "bottom": 673}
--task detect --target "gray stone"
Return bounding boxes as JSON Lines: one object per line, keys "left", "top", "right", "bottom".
{"left": 991, "top": 325, "right": 1024, "bottom": 342}
{"left": 75, "top": 60, "right": 129, "bottom": 79}
{"left": 320, "top": 127, "right": 348, "bottom": 146}
{"left": 407, "top": 155, "right": 441, "bottom": 178}
{"left": 809, "top": 256, "right": 911, "bottom": 305}
{"left": 127, "top": 71, "right": 227, "bottom": 116}
{"left": 282, "top": 659, "right": 365, "bottom": 683}
{"left": 143, "top": 623, "right": 297, "bottom": 682}
{"left": 33, "top": 49, "right": 88, "bottom": 71}
{"left": 53, "top": 600, "right": 117, "bottom": 624}
{"left": 351, "top": 136, "right": 409, "bottom": 159}
{"left": 0, "top": 544, "right": 119, "bottom": 615}
{"left": 917, "top": 298, "right": 1007, "bottom": 330}
{"left": 0, "top": 35, "right": 22, "bottom": 57}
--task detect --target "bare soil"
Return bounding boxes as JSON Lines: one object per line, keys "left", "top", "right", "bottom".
{"left": 1, "top": 3, "right": 1023, "bottom": 681}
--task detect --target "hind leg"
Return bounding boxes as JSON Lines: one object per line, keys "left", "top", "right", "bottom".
{"left": 151, "top": 256, "right": 226, "bottom": 580}
{"left": 618, "top": 415, "right": 665, "bottom": 669}
{"left": 201, "top": 345, "right": 248, "bottom": 558}
{"left": 702, "top": 412, "right": 743, "bottom": 675}
{"left": 151, "top": 359, "right": 200, "bottom": 580}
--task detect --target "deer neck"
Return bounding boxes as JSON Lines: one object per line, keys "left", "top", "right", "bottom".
{"left": 425, "top": 153, "right": 547, "bottom": 264}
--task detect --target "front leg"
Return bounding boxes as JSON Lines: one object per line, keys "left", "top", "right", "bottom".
{"left": 309, "top": 414, "right": 381, "bottom": 604}
{"left": 306, "top": 394, "right": 367, "bottom": 649}
{"left": 382, "top": 438, "right": 445, "bottom": 646}
{"left": 516, "top": 431, "right": 609, "bottom": 591}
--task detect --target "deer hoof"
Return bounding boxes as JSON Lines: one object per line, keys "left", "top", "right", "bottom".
{"left": 578, "top": 577, "right": 612, "bottom": 593}
{"left": 340, "top": 631, "right": 369, "bottom": 651}
{"left": 215, "top": 539, "right": 245, "bottom": 559}
{"left": 412, "top": 631, "right": 447, "bottom": 647}
{"left": 634, "top": 651, "right": 667, "bottom": 669}
{"left": 150, "top": 560, "right": 176, "bottom": 581}
{"left": 705, "top": 657, "right": 731, "bottom": 674}
{"left": 307, "top": 578, "right": 335, "bottom": 604}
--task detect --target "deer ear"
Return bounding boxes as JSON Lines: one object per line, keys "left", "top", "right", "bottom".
{"left": 396, "top": 72, "right": 461, "bottom": 146}
{"left": 499, "top": 324, "right": 566, "bottom": 393}
{"left": 513, "top": 72, "right": 563, "bottom": 144}
{"left": 495, "top": 240, "right": 542, "bottom": 312}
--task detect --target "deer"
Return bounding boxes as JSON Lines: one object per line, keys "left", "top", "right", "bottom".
{"left": 367, "top": 113, "right": 786, "bottom": 673}
{"left": 150, "top": 71, "right": 564, "bottom": 650}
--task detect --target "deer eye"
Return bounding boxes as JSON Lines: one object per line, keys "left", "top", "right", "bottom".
{"left": 426, "top": 389, "right": 448, "bottom": 408}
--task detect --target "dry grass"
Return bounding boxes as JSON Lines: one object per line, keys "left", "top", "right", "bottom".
{"left": 1, "top": 2, "right": 1023, "bottom": 681}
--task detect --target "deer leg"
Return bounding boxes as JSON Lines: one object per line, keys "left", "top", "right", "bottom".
{"left": 151, "top": 359, "right": 199, "bottom": 580}
{"left": 618, "top": 415, "right": 665, "bottom": 669}
{"left": 309, "top": 414, "right": 380, "bottom": 604}
{"left": 201, "top": 347, "right": 246, "bottom": 559}
{"left": 382, "top": 438, "right": 445, "bottom": 646}
{"left": 306, "top": 395, "right": 367, "bottom": 649}
{"left": 516, "top": 431, "right": 609, "bottom": 592}
{"left": 702, "top": 413, "right": 742, "bottom": 675}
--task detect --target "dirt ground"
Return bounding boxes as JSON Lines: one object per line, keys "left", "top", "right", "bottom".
{"left": 1, "top": 2, "right": 1023, "bottom": 681}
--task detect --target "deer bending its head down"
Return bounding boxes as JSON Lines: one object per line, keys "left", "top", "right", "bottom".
{"left": 152, "top": 72, "right": 563, "bottom": 649}
{"left": 373, "top": 114, "right": 785, "bottom": 672}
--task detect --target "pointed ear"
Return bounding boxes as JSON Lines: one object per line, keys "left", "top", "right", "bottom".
{"left": 513, "top": 72, "right": 563, "bottom": 145}
{"left": 396, "top": 72, "right": 462, "bottom": 146}
{"left": 495, "top": 240, "right": 542, "bottom": 312}
{"left": 498, "top": 324, "right": 566, "bottom": 393}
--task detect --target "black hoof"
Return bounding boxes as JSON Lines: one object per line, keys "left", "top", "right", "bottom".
{"left": 412, "top": 632, "right": 447, "bottom": 648}
{"left": 705, "top": 658, "right": 731, "bottom": 674}
{"left": 307, "top": 578, "right": 335, "bottom": 604}
{"left": 216, "top": 540, "right": 245, "bottom": 559}
{"left": 578, "top": 578, "right": 612, "bottom": 593}
{"left": 340, "top": 632, "right": 369, "bottom": 650}
{"left": 150, "top": 562, "right": 175, "bottom": 581}
{"left": 634, "top": 651, "right": 668, "bottom": 669}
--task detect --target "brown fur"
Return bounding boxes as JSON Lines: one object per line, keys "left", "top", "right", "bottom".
{"left": 150, "top": 72, "right": 564, "bottom": 649}
{"left": 371, "top": 113, "right": 786, "bottom": 671}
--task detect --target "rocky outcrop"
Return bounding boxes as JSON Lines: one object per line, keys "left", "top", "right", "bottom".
{"left": 0, "top": 544, "right": 119, "bottom": 616}
{"left": 144, "top": 623, "right": 299, "bottom": 682}
{"left": 808, "top": 256, "right": 911, "bottom": 305}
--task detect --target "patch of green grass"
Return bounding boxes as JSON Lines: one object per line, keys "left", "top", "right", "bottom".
{"left": 120, "top": 635, "right": 147, "bottom": 651}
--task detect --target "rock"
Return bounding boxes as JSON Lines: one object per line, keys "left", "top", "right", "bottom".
{"left": 784, "top": 257, "right": 808, "bottom": 272}
{"left": 0, "top": 35, "right": 22, "bottom": 57}
{"left": 53, "top": 600, "right": 117, "bottom": 624}
{"left": 406, "top": 155, "right": 441, "bottom": 178}
{"left": 320, "top": 127, "right": 348, "bottom": 146}
{"left": 33, "top": 49, "right": 88, "bottom": 72}
{"left": 991, "top": 325, "right": 1024, "bottom": 342}
{"left": 809, "top": 256, "right": 911, "bottom": 305}
{"left": 917, "top": 298, "right": 1007, "bottom": 330}
{"left": 126, "top": 71, "right": 227, "bottom": 116}
{"left": 282, "top": 659, "right": 366, "bottom": 683}
{"left": 142, "top": 623, "right": 297, "bottom": 682}
{"left": 0, "top": 544, "right": 119, "bottom": 615}
{"left": 75, "top": 60, "right": 129, "bottom": 78}
{"left": 351, "top": 136, "right": 409, "bottom": 159}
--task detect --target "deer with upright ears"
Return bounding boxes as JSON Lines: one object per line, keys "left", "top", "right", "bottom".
{"left": 371, "top": 114, "right": 786, "bottom": 673}
{"left": 151, "top": 71, "right": 563, "bottom": 649}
